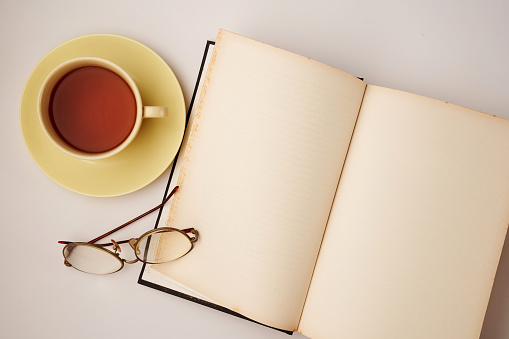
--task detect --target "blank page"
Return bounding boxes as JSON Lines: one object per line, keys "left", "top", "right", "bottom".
{"left": 300, "top": 86, "right": 509, "bottom": 339}
{"left": 154, "top": 30, "right": 366, "bottom": 330}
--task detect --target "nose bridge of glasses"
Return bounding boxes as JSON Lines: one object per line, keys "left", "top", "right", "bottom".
{"left": 112, "top": 239, "right": 140, "bottom": 264}
{"left": 124, "top": 257, "right": 139, "bottom": 264}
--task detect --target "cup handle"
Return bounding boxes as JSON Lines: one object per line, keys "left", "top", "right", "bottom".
{"left": 143, "top": 106, "right": 169, "bottom": 118}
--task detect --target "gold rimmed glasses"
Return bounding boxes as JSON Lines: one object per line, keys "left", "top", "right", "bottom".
{"left": 58, "top": 187, "right": 198, "bottom": 274}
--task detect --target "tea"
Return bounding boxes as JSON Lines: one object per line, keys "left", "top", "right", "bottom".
{"left": 49, "top": 66, "right": 137, "bottom": 153}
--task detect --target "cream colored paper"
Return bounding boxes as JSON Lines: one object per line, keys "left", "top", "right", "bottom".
{"left": 153, "top": 30, "right": 366, "bottom": 330}
{"left": 299, "top": 86, "right": 509, "bottom": 339}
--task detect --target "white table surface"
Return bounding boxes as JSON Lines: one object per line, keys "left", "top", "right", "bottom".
{"left": 1, "top": 1, "right": 508, "bottom": 338}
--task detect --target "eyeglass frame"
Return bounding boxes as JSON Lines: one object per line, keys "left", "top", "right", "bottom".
{"left": 58, "top": 186, "right": 198, "bottom": 273}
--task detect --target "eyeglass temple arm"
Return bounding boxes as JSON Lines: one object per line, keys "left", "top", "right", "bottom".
{"left": 56, "top": 186, "right": 179, "bottom": 246}
{"left": 58, "top": 239, "right": 132, "bottom": 246}
{"left": 58, "top": 228, "right": 196, "bottom": 247}
{"left": 86, "top": 186, "right": 179, "bottom": 244}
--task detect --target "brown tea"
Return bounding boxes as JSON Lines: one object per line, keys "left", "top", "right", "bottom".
{"left": 49, "top": 66, "right": 137, "bottom": 153}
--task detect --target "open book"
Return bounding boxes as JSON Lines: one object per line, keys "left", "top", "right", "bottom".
{"left": 140, "top": 30, "right": 509, "bottom": 338}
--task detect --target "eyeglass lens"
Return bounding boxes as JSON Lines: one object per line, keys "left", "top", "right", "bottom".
{"left": 63, "top": 244, "right": 123, "bottom": 274}
{"left": 135, "top": 229, "right": 193, "bottom": 264}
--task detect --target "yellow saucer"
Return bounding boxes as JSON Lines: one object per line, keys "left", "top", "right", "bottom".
{"left": 20, "top": 34, "right": 186, "bottom": 197}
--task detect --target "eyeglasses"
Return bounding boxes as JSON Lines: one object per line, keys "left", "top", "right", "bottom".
{"left": 58, "top": 186, "right": 198, "bottom": 274}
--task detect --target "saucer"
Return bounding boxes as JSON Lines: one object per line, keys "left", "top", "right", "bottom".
{"left": 20, "top": 34, "right": 186, "bottom": 197}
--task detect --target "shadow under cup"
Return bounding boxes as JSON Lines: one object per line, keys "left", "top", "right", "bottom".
{"left": 38, "top": 57, "right": 167, "bottom": 160}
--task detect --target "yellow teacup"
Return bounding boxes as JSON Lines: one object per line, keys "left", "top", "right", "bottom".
{"left": 38, "top": 57, "right": 168, "bottom": 160}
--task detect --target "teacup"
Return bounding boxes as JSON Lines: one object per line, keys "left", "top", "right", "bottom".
{"left": 38, "top": 57, "right": 168, "bottom": 160}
